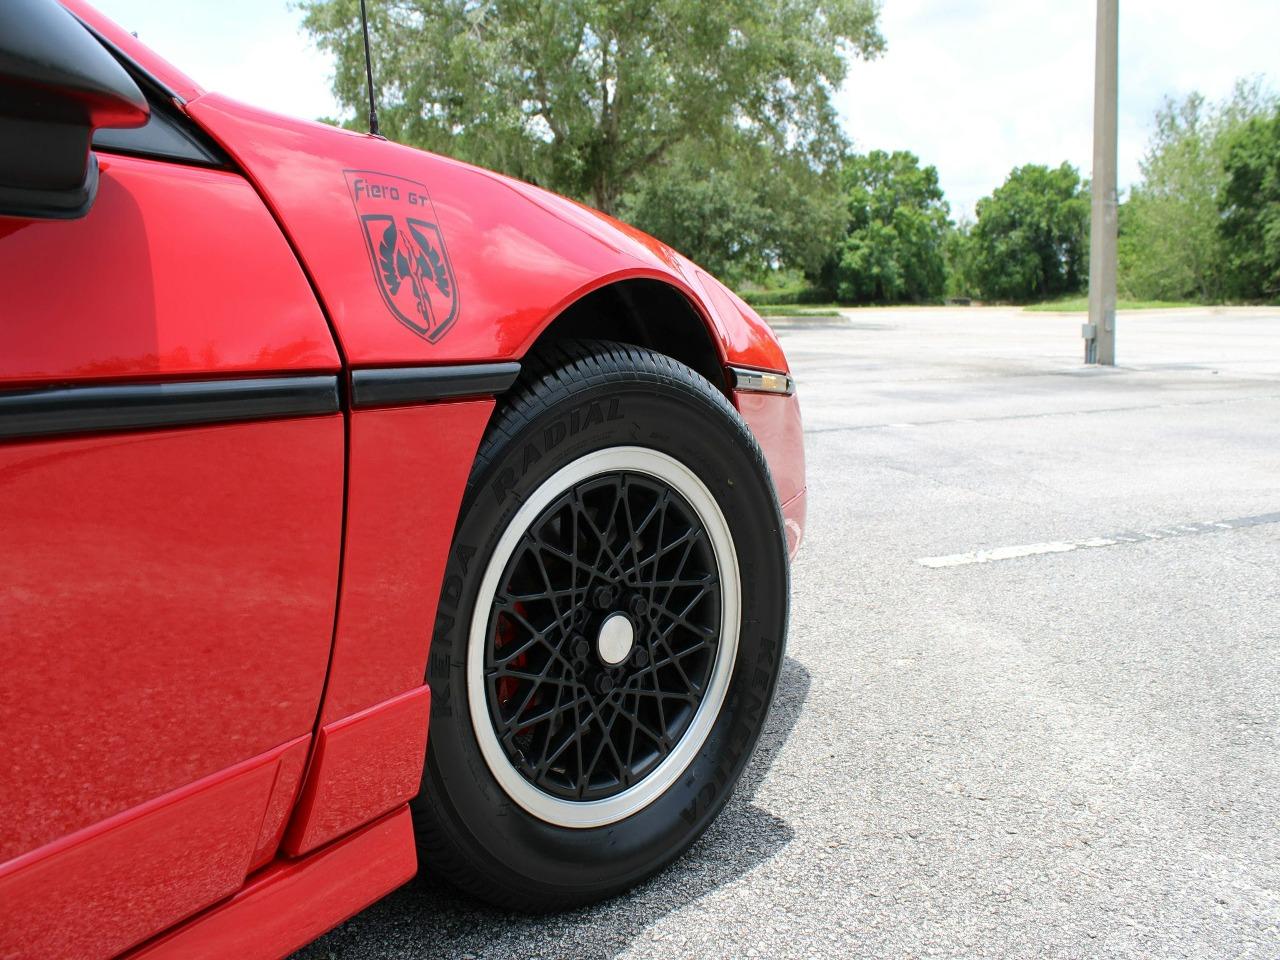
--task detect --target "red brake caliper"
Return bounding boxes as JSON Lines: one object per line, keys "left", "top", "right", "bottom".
{"left": 495, "top": 603, "right": 529, "bottom": 714}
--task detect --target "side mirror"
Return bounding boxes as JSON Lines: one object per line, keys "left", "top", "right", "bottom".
{"left": 0, "top": 0, "right": 149, "bottom": 221}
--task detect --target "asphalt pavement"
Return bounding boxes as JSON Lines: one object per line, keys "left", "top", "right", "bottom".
{"left": 296, "top": 306, "right": 1280, "bottom": 959}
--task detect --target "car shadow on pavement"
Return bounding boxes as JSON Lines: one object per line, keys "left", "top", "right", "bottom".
{"left": 293, "top": 656, "right": 811, "bottom": 960}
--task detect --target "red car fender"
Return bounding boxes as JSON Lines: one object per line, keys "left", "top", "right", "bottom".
{"left": 174, "top": 94, "right": 785, "bottom": 375}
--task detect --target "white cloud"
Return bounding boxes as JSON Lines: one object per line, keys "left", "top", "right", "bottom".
{"left": 836, "top": 0, "right": 1280, "bottom": 216}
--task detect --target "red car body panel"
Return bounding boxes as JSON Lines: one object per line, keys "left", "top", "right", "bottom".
{"left": 182, "top": 93, "right": 790, "bottom": 375}
{"left": 0, "top": 736, "right": 310, "bottom": 960}
{"left": 0, "top": 417, "right": 343, "bottom": 958}
{"left": 318, "top": 400, "right": 494, "bottom": 723}
{"left": 736, "top": 391, "right": 808, "bottom": 558}
{"left": 0, "top": 417, "right": 343, "bottom": 857}
{"left": 283, "top": 685, "right": 431, "bottom": 856}
{"left": 124, "top": 808, "right": 418, "bottom": 960}
{"left": 0, "top": 2, "right": 807, "bottom": 957}
{"left": 276, "top": 400, "right": 493, "bottom": 858}
{"left": 249, "top": 740, "right": 314, "bottom": 873}
{"left": 0, "top": 154, "right": 340, "bottom": 387}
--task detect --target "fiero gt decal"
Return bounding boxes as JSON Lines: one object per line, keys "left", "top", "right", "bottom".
{"left": 345, "top": 170, "right": 459, "bottom": 342}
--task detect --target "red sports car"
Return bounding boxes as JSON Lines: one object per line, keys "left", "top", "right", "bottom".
{"left": 0, "top": 1, "right": 806, "bottom": 957}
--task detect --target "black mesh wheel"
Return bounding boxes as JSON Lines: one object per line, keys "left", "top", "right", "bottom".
{"left": 412, "top": 340, "right": 789, "bottom": 909}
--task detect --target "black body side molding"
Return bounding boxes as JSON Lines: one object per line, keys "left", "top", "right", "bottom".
{"left": 350, "top": 363, "right": 521, "bottom": 409}
{"left": 0, "top": 375, "right": 340, "bottom": 441}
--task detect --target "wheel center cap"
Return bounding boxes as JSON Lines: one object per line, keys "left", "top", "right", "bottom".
{"left": 596, "top": 612, "right": 635, "bottom": 666}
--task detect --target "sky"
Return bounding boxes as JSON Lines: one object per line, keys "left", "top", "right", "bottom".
{"left": 836, "top": 1, "right": 1280, "bottom": 216}
{"left": 93, "top": 0, "right": 1278, "bottom": 217}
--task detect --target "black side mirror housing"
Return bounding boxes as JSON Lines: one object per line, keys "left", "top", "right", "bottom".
{"left": 0, "top": 0, "right": 149, "bottom": 220}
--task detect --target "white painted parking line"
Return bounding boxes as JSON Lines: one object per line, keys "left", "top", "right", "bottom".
{"left": 917, "top": 512, "right": 1280, "bottom": 569}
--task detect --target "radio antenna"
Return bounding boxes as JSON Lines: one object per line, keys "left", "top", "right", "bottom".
{"left": 358, "top": 0, "right": 379, "bottom": 136}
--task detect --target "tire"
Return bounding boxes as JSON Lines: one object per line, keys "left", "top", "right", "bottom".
{"left": 412, "top": 339, "right": 789, "bottom": 910}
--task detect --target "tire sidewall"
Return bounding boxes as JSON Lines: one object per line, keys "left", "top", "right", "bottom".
{"left": 426, "top": 367, "right": 787, "bottom": 898}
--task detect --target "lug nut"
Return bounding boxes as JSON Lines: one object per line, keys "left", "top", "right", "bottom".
{"left": 592, "top": 585, "right": 615, "bottom": 609}
{"left": 571, "top": 636, "right": 590, "bottom": 661}
{"left": 594, "top": 674, "right": 614, "bottom": 695}
{"left": 631, "top": 648, "right": 649, "bottom": 668}
{"left": 628, "top": 595, "right": 648, "bottom": 618}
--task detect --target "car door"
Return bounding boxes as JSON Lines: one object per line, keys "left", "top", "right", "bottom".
{"left": 0, "top": 57, "right": 345, "bottom": 960}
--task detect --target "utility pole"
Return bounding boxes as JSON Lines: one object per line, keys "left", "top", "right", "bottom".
{"left": 1085, "top": 0, "right": 1119, "bottom": 365}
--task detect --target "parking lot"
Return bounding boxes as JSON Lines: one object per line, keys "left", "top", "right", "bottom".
{"left": 297, "top": 306, "right": 1279, "bottom": 959}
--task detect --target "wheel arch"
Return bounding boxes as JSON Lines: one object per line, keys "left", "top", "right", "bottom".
{"left": 522, "top": 277, "right": 733, "bottom": 398}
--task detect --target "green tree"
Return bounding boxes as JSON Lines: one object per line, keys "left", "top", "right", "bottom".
{"left": 620, "top": 135, "right": 844, "bottom": 284}
{"left": 943, "top": 214, "right": 977, "bottom": 300}
{"left": 968, "top": 163, "right": 1088, "bottom": 302}
{"left": 1120, "top": 94, "right": 1223, "bottom": 300}
{"left": 1219, "top": 111, "right": 1280, "bottom": 301}
{"left": 300, "top": 0, "right": 882, "bottom": 244}
{"left": 817, "top": 150, "right": 950, "bottom": 303}
{"left": 1118, "top": 85, "right": 1267, "bottom": 302}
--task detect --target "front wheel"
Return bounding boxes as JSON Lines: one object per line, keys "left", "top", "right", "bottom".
{"left": 413, "top": 340, "right": 789, "bottom": 909}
